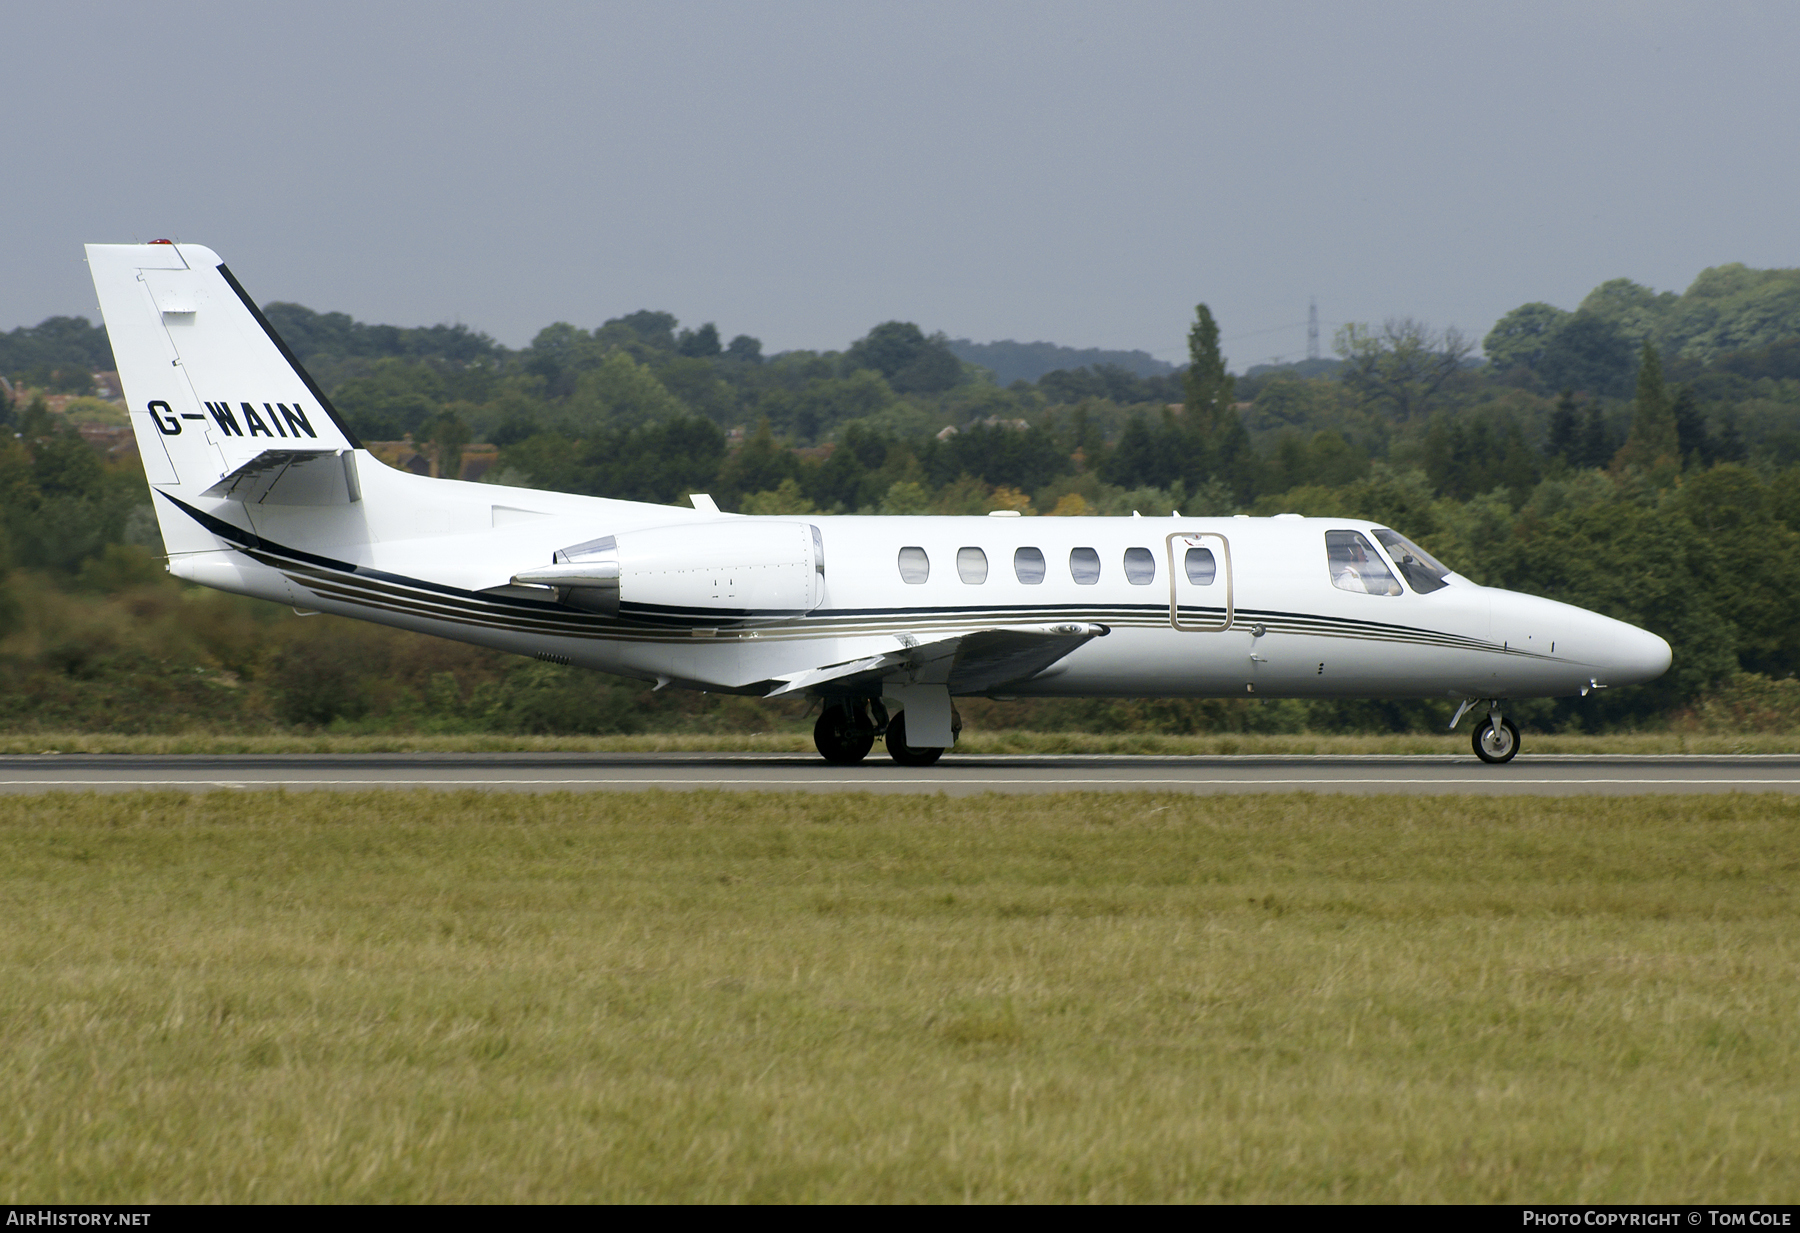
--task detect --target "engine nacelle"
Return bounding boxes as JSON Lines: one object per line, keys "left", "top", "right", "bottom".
{"left": 514, "top": 521, "right": 824, "bottom": 620}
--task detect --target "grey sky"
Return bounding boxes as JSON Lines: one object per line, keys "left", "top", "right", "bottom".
{"left": 6, "top": 1, "right": 1797, "bottom": 368}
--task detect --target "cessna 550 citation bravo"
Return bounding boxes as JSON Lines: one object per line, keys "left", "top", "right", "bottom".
{"left": 87, "top": 242, "right": 1671, "bottom": 765}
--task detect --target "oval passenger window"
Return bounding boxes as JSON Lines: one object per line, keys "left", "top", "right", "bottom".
{"left": 1184, "top": 546, "right": 1216, "bottom": 585}
{"left": 1123, "top": 547, "right": 1155, "bottom": 584}
{"left": 1070, "top": 547, "right": 1101, "bottom": 584}
{"left": 957, "top": 546, "right": 988, "bottom": 584}
{"left": 897, "top": 546, "right": 930, "bottom": 584}
{"left": 1014, "top": 547, "right": 1046, "bottom": 584}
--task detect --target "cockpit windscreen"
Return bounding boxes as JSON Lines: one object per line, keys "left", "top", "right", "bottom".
{"left": 1372, "top": 528, "right": 1452, "bottom": 594}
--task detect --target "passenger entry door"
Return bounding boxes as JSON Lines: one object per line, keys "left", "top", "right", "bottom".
{"left": 1167, "top": 532, "right": 1233, "bottom": 631}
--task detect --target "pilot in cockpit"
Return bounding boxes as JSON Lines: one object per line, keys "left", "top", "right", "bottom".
{"left": 1327, "top": 530, "right": 1403, "bottom": 596}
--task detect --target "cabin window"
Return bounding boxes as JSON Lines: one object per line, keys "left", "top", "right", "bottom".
{"left": 898, "top": 546, "right": 930, "bottom": 584}
{"left": 1325, "top": 530, "right": 1401, "bottom": 596}
{"left": 1372, "top": 528, "right": 1450, "bottom": 594}
{"left": 812, "top": 525, "right": 825, "bottom": 577}
{"left": 1184, "top": 546, "right": 1217, "bottom": 585}
{"left": 1014, "top": 547, "right": 1046, "bottom": 584}
{"left": 1070, "top": 547, "right": 1101, "bottom": 585}
{"left": 957, "top": 546, "right": 989, "bottom": 584}
{"left": 1123, "top": 547, "right": 1155, "bottom": 585}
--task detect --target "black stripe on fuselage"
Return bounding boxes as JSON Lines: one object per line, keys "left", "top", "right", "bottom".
{"left": 164, "top": 492, "right": 1547, "bottom": 658}
{"left": 214, "top": 264, "right": 366, "bottom": 450}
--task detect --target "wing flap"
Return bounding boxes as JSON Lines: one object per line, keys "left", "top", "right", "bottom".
{"left": 763, "top": 622, "right": 1107, "bottom": 698}
{"left": 946, "top": 623, "right": 1108, "bottom": 693}
{"left": 763, "top": 654, "right": 903, "bottom": 698}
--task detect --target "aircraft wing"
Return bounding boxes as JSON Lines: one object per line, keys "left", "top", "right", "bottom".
{"left": 765, "top": 622, "right": 1107, "bottom": 698}
{"left": 944, "top": 624, "right": 1110, "bottom": 692}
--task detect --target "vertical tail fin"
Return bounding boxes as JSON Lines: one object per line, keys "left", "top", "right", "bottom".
{"left": 85, "top": 242, "right": 364, "bottom": 554}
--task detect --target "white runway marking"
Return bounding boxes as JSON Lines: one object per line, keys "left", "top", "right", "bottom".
{"left": 4, "top": 776, "right": 1799, "bottom": 789}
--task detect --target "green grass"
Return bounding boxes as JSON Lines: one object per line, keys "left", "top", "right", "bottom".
{"left": 3, "top": 790, "right": 1799, "bottom": 1202}
{"left": 6, "top": 729, "right": 1800, "bottom": 755}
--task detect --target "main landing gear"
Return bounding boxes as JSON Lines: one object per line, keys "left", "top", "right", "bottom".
{"left": 812, "top": 698, "right": 960, "bottom": 766}
{"left": 884, "top": 710, "right": 944, "bottom": 767}
{"left": 813, "top": 699, "right": 875, "bottom": 765}
{"left": 1453, "top": 699, "right": 1521, "bottom": 764}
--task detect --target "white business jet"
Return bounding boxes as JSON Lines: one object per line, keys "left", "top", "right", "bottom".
{"left": 85, "top": 243, "right": 1670, "bottom": 765}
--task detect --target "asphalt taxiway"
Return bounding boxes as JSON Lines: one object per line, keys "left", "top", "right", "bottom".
{"left": 0, "top": 752, "right": 1797, "bottom": 795}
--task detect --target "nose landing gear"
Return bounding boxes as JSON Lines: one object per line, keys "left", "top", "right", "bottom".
{"left": 1453, "top": 699, "right": 1521, "bottom": 764}
{"left": 1473, "top": 713, "right": 1520, "bottom": 763}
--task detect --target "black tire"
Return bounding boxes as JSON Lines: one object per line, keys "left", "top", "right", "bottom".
{"left": 814, "top": 706, "right": 874, "bottom": 765}
{"left": 1472, "top": 716, "right": 1521, "bottom": 764}
{"left": 884, "top": 712, "right": 944, "bottom": 767}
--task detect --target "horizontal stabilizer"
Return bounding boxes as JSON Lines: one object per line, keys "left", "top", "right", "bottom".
{"left": 201, "top": 449, "right": 362, "bottom": 506}
{"left": 765, "top": 622, "right": 1107, "bottom": 698}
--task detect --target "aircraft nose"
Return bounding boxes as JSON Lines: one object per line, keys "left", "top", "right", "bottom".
{"left": 1500, "top": 591, "right": 1673, "bottom": 691}
{"left": 1596, "top": 618, "right": 1672, "bottom": 686}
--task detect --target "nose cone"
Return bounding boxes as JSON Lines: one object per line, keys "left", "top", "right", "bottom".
{"left": 1493, "top": 590, "right": 1673, "bottom": 692}
{"left": 1600, "top": 620, "right": 1672, "bottom": 686}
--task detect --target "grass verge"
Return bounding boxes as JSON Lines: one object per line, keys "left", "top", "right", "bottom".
{"left": 2, "top": 789, "right": 1797, "bottom": 1201}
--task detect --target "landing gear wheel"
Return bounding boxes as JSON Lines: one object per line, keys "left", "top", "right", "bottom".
{"left": 1473, "top": 716, "right": 1520, "bottom": 764}
{"left": 884, "top": 712, "right": 944, "bottom": 767}
{"left": 814, "top": 704, "right": 874, "bottom": 765}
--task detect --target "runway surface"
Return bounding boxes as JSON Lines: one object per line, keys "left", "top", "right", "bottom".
{"left": 1, "top": 752, "right": 1798, "bottom": 795}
